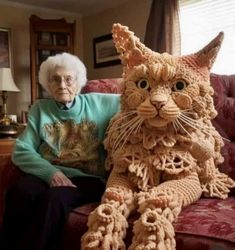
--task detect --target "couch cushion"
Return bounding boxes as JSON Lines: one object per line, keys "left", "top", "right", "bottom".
{"left": 81, "top": 78, "right": 123, "bottom": 94}
{"left": 62, "top": 197, "right": 235, "bottom": 249}
{"left": 174, "top": 197, "right": 235, "bottom": 243}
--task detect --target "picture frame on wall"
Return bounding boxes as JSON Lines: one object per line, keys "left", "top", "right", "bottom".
{"left": 0, "top": 28, "right": 11, "bottom": 68}
{"left": 93, "top": 33, "right": 120, "bottom": 68}
{"left": 39, "top": 32, "right": 52, "bottom": 45}
{"left": 54, "top": 33, "right": 68, "bottom": 46}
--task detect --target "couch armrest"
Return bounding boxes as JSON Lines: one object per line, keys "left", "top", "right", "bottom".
{"left": 0, "top": 155, "right": 22, "bottom": 225}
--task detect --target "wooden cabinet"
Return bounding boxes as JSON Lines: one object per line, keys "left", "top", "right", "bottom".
{"left": 29, "top": 15, "right": 75, "bottom": 103}
{"left": 0, "top": 138, "right": 15, "bottom": 155}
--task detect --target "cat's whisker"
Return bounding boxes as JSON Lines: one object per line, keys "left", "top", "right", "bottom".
{"left": 112, "top": 110, "right": 137, "bottom": 121}
{"left": 172, "top": 121, "right": 178, "bottom": 133}
{"left": 112, "top": 125, "right": 138, "bottom": 153}
{"left": 221, "top": 137, "right": 231, "bottom": 142}
{"left": 134, "top": 117, "right": 144, "bottom": 134}
{"left": 111, "top": 111, "right": 137, "bottom": 126}
{"left": 175, "top": 118, "right": 192, "bottom": 138}
{"left": 179, "top": 115, "right": 208, "bottom": 131}
{"left": 118, "top": 118, "right": 144, "bottom": 151}
{"left": 173, "top": 119, "right": 181, "bottom": 130}
{"left": 178, "top": 116, "right": 213, "bottom": 138}
{"left": 179, "top": 115, "right": 231, "bottom": 142}
{"left": 110, "top": 116, "right": 137, "bottom": 140}
{"left": 180, "top": 112, "right": 198, "bottom": 121}
{"left": 182, "top": 110, "right": 197, "bottom": 116}
{"left": 181, "top": 118, "right": 214, "bottom": 136}
{"left": 179, "top": 116, "right": 202, "bottom": 131}
{"left": 112, "top": 130, "right": 128, "bottom": 152}
{"left": 180, "top": 113, "right": 212, "bottom": 131}
{"left": 108, "top": 114, "right": 139, "bottom": 133}
{"left": 112, "top": 118, "right": 139, "bottom": 149}
{"left": 112, "top": 116, "right": 142, "bottom": 152}
{"left": 182, "top": 108, "right": 194, "bottom": 112}
{"left": 180, "top": 114, "right": 203, "bottom": 128}
{"left": 175, "top": 119, "right": 192, "bottom": 138}
{"left": 126, "top": 116, "right": 143, "bottom": 135}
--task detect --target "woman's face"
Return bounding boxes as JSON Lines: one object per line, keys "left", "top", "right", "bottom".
{"left": 48, "top": 66, "right": 80, "bottom": 103}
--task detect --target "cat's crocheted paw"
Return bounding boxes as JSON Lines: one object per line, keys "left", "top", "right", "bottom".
{"left": 82, "top": 231, "right": 126, "bottom": 250}
{"left": 201, "top": 169, "right": 235, "bottom": 199}
{"left": 129, "top": 209, "right": 175, "bottom": 250}
{"left": 81, "top": 204, "right": 127, "bottom": 250}
{"left": 81, "top": 231, "right": 103, "bottom": 250}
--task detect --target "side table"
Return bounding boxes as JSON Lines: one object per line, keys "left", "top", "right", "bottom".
{"left": 0, "top": 138, "right": 15, "bottom": 155}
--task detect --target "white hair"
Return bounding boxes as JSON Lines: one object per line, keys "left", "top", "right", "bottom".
{"left": 38, "top": 52, "right": 87, "bottom": 95}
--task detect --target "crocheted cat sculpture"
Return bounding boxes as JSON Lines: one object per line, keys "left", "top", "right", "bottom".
{"left": 81, "top": 24, "right": 235, "bottom": 250}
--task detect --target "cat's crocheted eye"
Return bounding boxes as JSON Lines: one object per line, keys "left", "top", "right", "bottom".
{"left": 137, "top": 79, "right": 150, "bottom": 90}
{"left": 172, "top": 80, "right": 188, "bottom": 92}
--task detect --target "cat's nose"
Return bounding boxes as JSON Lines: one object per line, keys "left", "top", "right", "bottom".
{"left": 151, "top": 94, "right": 167, "bottom": 109}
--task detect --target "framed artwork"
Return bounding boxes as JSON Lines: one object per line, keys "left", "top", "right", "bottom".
{"left": 54, "top": 33, "right": 68, "bottom": 46}
{"left": 39, "top": 32, "right": 52, "bottom": 45}
{"left": 93, "top": 33, "right": 121, "bottom": 68}
{"left": 0, "top": 28, "right": 11, "bottom": 68}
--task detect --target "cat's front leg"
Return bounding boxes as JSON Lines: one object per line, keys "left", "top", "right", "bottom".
{"left": 188, "top": 137, "right": 214, "bottom": 162}
{"left": 81, "top": 171, "right": 135, "bottom": 250}
{"left": 178, "top": 131, "right": 215, "bottom": 163}
{"left": 128, "top": 190, "right": 179, "bottom": 250}
{"left": 129, "top": 172, "right": 202, "bottom": 250}
{"left": 198, "top": 158, "right": 235, "bottom": 199}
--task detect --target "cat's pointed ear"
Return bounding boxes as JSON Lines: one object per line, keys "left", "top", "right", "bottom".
{"left": 181, "top": 32, "right": 224, "bottom": 71}
{"left": 195, "top": 32, "right": 224, "bottom": 69}
{"left": 112, "top": 23, "right": 155, "bottom": 70}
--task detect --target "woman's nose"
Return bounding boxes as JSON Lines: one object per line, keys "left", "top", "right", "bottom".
{"left": 57, "top": 78, "right": 67, "bottom": 88}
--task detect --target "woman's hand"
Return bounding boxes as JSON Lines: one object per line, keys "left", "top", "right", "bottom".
{"left": 50, "top": 171, "right": 76, "bottom": 187}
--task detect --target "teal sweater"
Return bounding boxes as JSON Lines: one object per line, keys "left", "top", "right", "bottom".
{"left": 12, "top": 93, "right": 120, "bottom": 184}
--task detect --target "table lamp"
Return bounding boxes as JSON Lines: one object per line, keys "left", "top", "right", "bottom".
{"left": 0, "top": 68, "right": 20, "bottom": 136}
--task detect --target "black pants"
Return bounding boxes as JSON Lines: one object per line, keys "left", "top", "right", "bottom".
{"left": 0, "top": 174, "right": 105, "bottom": 250}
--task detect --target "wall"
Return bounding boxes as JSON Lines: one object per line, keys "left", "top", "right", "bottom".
{"left": 0, "top": 0, "right": 151, "bottom": 120}
{"left": 0, "top": 2, "right": 82, "bottom": 120}
{"left": 83, "top": 0, "right": 151, "bottom": 80}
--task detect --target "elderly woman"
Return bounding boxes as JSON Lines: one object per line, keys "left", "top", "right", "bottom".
{"left": 0, "top": 53, "right": 120, "bottom": 250}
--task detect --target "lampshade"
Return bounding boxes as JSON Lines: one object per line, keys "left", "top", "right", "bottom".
{"left": 0, "top": 68, "right": 20, "bottom": 92}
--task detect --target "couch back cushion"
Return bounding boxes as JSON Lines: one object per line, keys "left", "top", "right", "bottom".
{"left": 211, "top": 74, "right": 235, "bottom": 140}
{"left": 81, "top": 78, "right": 122, "bottom": 94}
{"left": 210, "top": 74, "right": 235, "bottom": 182}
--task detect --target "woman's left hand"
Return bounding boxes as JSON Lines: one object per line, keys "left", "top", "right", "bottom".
{"left": 50, "top": 171, "right": 77, "bottom": 187}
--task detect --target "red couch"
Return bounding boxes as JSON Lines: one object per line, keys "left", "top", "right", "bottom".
{"left": 0, "top": 74, "right": 235, "bottom": 250}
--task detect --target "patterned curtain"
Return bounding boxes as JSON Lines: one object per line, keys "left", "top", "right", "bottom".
{"left": 144, "top": 0, "right": 181, "bottom": 55}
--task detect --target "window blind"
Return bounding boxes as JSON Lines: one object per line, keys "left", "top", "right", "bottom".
{"left": 179, "top": 0, "right": 235, "bottom": 74}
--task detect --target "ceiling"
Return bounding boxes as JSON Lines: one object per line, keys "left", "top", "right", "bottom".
{"left": 5, "top": 0, "right": 130, "bottom": 16}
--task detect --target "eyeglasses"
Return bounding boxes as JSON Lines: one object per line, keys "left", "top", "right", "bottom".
{"left": 50, "top": 75, "right": 76, "bottom": 86}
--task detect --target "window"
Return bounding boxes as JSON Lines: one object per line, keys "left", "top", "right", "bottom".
{"left": 179, "top": 0, "right": 235, "bottom": 74}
